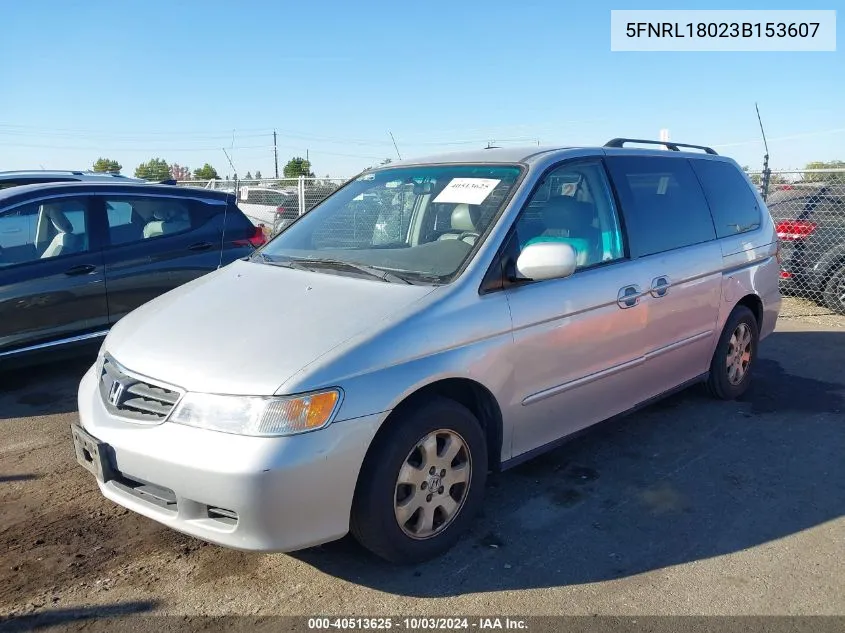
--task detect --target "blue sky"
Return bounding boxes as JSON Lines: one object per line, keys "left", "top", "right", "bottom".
{"left": 0, "top": 0, "right": 841, "bottom": 178}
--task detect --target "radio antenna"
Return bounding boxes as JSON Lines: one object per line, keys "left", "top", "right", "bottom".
{"left": 218, "top": 147, "right": 239, "bottom": 269}
{"left": 222, "top": 147, "right": 237, "bottom": 179}
{"left": 755, "top": 103, "right": 772, "bottom": 200}
{"left": 389, "top": 131, "right": 402, "bottom": 161}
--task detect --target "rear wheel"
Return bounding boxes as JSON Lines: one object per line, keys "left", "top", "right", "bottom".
{"left": 822, "top": 266, "right": 845, "bottom": 316}
{"left": 350, "top": 397, "right": 487, "bottom": 564}
{"left": 706, "top": 305, "right": 759, "bottom": 400}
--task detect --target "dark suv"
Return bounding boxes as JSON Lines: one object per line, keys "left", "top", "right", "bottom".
{"left": 0, "top": 182, "right": 265, "bottom": 363}
{"left": 768, "top": 183, "right": 845, "bottom": 314}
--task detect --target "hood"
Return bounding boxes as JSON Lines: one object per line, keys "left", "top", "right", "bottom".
{"left": 104, "top": 259, "right": 436, "bottom": 395}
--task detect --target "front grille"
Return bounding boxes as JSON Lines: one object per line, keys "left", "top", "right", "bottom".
{"left": 99, "top": 354, "right": 183, "bottom": 423}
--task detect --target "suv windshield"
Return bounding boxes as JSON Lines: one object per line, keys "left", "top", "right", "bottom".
{"left": 257, "top": 164, "right": 522, "bottom": 283}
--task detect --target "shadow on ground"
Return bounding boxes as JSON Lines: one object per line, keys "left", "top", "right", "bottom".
{"left": 0, "top": 475, "right": 37, "bottom": 483}
{"left": 294, "top": 330, "right": 845, "bottom": 597}
{"left": 0, "top": 352, "right": 96, "bottom": 419}
{"left": 0, "top": 599, "right": 158, "bottom": 632}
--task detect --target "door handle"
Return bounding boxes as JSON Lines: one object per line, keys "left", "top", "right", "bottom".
{"left": 64, "top": 264, "right": 97, "bottom": 276}
{"left": 188, "top": 241, "right": 214, "bottom": 251}
{"left": 617, "top": 284, "right": 642, "bottom": 309}
{"left": 650, "top": 275, "right": 671, "bottom": 298}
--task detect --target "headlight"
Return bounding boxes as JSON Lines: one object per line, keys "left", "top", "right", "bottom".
{"left": 94, "top": 342, "right": 107, "bottom": 376}
{"left": 167, "top": 389, "right": 342, "bottom": 437}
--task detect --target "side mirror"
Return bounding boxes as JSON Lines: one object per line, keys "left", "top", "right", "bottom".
{"left": 515, "top": 241, "right": 577, "bottom": 281}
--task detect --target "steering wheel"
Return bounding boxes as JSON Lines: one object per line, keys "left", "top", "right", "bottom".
{"left": 456, "top": 231, "right": 480, "bottom": 244}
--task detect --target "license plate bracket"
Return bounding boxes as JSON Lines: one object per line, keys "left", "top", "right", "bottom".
{"left": 71, "top": 424, "right": 114, "bottom": 483}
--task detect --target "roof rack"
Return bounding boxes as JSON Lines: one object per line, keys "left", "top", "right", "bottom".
{"left": 604, "top": 138, "right": 718, "bottom": 155}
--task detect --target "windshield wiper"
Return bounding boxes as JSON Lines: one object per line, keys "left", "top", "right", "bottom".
{"left": 285, "top": 258, "right": 413, "bottom": 284}
{"left": 254, "top": 253, "right": 322, "bottom": 272}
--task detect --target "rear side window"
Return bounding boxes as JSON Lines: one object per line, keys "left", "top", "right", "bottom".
{"left": 605, "top": 156, "right": 716, "bottom": 257}
{"left": 103, "top": 196, "right": 198, "bottom": 246}
{"left": 690, "top": 160, "right": 761, "bottom": 237}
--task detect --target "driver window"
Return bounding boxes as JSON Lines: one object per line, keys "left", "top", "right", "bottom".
{"left": 513, "top": 161, "right": 625, "bottom": 269}
{"left": 0, "top": 197, "right": 90, "bottom": 266}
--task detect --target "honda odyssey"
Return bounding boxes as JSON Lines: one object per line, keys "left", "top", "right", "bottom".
{"left": 73, "top": 139, "right": 781, "bottom": 563}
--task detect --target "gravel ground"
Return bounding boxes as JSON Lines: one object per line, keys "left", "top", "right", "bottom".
{"left": 1, "top": 301, "right": 843, "bottom": 626}
{"left": 778, "top": 295, "right": 845, "bottom": 328}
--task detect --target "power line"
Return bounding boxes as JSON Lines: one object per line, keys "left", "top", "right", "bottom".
{"left": 710, "top": 127, "right": 845, "bottom": 149}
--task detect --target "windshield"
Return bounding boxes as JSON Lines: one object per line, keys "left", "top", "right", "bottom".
{"left": 257, "top": 164, "right": 522, "bottom": 283}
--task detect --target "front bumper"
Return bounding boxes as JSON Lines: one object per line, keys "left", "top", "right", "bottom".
{"left": 76, "top": 364, "right": 383, "bottom": 552}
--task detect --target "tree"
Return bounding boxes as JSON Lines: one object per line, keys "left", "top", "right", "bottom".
{"left": 193, "top": 163, "right": 219, "bottom": 180}
{"left": 380, "top": 158, "right": 393, "bottom": 165}
{"left": 742, "top": 165, "right": 761, "bottom": 186}
{"left": 802, "top": 160, "right": 845, "bottom": 183}
{"left": 134, "top": 158, "right": 171, "bottom": 181}
{"left": 170, "top": 163, "right": 190, "bottom": 180}
{"left": 283, "top": 156, "right": 314, "bottom": 178}
{"left": 743, "top": 165, "right": 787, "bottom": 187}
{"left": 254, "top": 170, "right": 262, "bottom": 180}
{"left": 92, "top": 157, "right": 122, "bottom": 174}
{"left": 244, "top": 171, "right": 253, "bottom": 180}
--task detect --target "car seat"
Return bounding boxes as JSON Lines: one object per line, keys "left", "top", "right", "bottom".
{"left": 40, "top": 208, "right": 83, "bottom": 258}
{"left": 524, "top": 196, "right": 602, "bottom": 267}
{"left": 143, "top": 206, "right": 191, "bottom": 239}
{"left": 437, "top": 204, "right": 481, "bottom": 245}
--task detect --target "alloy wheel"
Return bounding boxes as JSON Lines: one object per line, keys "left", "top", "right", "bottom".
{"left": 394, "top": 429, "right": 472, "bottom": 540}
{"left": 726, "top": 322, "right": 753, "bottom": 385}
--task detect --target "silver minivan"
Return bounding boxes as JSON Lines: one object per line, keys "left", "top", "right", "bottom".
{"left": 73, "top": 140, "right": 781, "bottom": 563}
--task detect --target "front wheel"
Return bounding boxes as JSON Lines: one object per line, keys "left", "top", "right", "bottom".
{"left": 706, "top": 305, "right": 759, "bottom": 400}
{"left": 823, "top": 266, "right": 845, "bottom": 316}
{"left": 350, "top": 397, "right": 487, "bottom": 564}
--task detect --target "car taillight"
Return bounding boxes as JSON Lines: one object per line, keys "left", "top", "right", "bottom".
{"left": 775, "top": 220, "right": 816, "bottom": 241}
{"left": 234, "top": 225, "right": 267, "bottom": 248}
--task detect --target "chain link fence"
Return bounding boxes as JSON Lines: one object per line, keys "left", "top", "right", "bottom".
{"left": 176, "top": 176, "right": 347, "bottom": 235}
{"left": 745, "top": 169, "right": 845, "bottom": 317}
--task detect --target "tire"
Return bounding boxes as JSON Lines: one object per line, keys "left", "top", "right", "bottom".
{"left": 706, "top": 305, "right": 759, "bottom": 400}
{"left": 350, "top": 397, "right": 487, "bottom": 564}
{"left": 822, "top": 266, "right": 845, "bottom": 316}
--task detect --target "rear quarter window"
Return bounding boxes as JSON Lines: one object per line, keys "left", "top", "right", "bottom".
{"left": 605, "top": 156, "right": 716, "bottom": 257}
{"left": 690, "top": 160, "right": 761, "bottom": 237}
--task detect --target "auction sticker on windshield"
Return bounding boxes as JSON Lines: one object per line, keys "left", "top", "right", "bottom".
{"left": 433, "top": 178, "right": 501, "bottom": 205}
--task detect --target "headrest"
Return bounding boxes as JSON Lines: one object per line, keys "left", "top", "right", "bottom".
{"left": 46, "top": 207, "right": 74, "bottom": 233}
{"left": 543, "top": 196, "right": 595, "bottom": 231}
{"left": 451, "top": 204, "right": 480, "bottom": 232}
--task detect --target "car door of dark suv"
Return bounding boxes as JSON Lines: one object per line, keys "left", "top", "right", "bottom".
{"left": 0, "top": 193, "right": 108, "bottom": 358}
{"left": 95, "top": 193, "right": 231, "bottom": 323}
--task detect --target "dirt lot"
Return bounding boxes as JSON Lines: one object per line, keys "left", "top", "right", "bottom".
{"left": 1, "top": 297, "right": 843, "bottom": 625}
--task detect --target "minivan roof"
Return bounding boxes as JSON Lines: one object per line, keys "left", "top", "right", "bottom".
{"left": 375, "top": 142, "right": 727, "bottom": 170}
{"left": 384, "top": 146, "right": 580, "bottom": 167}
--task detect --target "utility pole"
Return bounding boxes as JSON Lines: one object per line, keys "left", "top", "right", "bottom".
{"left": 273, "top": 130, "right": 279, "bottom": 179}
{"left": 306, "top": 148, "right": 309, "bottom": 163}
